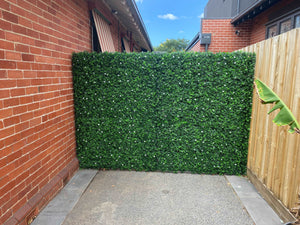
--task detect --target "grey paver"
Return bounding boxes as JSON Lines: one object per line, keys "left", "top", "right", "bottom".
{"left": 32, "top": 170, "right": 286, "bottom": 225}
{"left": 62, "top": 171, "right": 254, "bottom": 225}
{"left": 31, "top": 169, "right": 98, "bottom": 225}
{"left": 226, "top": 175, "right": 284, "bottom": 225}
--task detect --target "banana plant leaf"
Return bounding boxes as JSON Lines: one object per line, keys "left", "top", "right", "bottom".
{"left": 254, "top": 79, "right": 300, "bottom": 134}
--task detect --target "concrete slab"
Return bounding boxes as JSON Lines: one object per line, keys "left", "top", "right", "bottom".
{"left": 62, "top": 171, "right": 254, "bottom": 225}
{"left": 31, "top": 169, "right": 98, "bottom": 225}
{"left": 226, "top": 175, "right": 284, "bottom": 225}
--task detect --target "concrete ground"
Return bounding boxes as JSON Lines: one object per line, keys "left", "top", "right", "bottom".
{"left": 32, "top": 170, "right": 284, "bottom": 225}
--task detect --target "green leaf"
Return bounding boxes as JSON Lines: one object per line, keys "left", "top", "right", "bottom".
{"left": 254, "top": 79, "right": 300, "bottom": 134}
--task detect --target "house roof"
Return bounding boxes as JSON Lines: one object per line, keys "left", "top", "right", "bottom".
{"left": 231, "top": 0, "right": 281, "bottom": 26}
{"left": 185, "top": 32, "right": 200, "bottom": 51}
{"left": 104, "top": 0, "right": 153, "bottom": 51}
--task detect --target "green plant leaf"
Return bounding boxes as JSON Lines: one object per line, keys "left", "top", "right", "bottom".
{"left": 254, "top": 79, "right": 300, "bottom": 134}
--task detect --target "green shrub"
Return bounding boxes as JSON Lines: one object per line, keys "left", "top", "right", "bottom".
{"left": 72, "top": 51, "right": 255, "bottom": 174}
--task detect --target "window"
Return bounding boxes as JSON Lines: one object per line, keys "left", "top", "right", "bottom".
{"left": 267, "top": 25, "right": 277, "bottom": 38}
{"left": 91, "top": 9, "right": 115, "bottom": 52}
{"left": 295, "top": 14, "right": 300, "bottom": 28}
{"left": 266, "top": 10, "right": 300, "bottom": 39}
{"left": 122, "top": 37, "right": 131, "bottom": 53}
{"left": 279, "top": 19, "right": 292, "bottom": 34}
{"left": 92, "top": 23, "right": 101, "bottom": 53}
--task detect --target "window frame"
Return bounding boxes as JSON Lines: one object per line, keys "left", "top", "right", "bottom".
{"left": 295, "top": 13, "right": 300, "bottom": 28}
{"left": 266, "top": 9, "right": 300, "bottom": 39}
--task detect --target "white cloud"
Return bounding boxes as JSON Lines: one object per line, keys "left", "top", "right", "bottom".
{"left": 158, "top": 14, "right": 178, "bottom": 20}
{"left": 178, "top": 30, "right": 184, "bottom": 34}
{"left": 135, "top": 0, "right": 143, "bottom": 3}
{"left": 198, "top": 13, "right": 204, "bottom": 19}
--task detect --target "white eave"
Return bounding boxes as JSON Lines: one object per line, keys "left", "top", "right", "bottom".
{"left": 104, "top": 0, "right": 153, "bottom": 51}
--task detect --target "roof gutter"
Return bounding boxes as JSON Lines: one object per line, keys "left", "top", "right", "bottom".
{"left": 126, "top": 0, "right": 153, "bottom": 51}
{"left": 231, "top": 0, "right": 280, "bottom": 26}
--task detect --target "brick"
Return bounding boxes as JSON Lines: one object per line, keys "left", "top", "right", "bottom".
{"left": 22, "top": 54, "right": 34, "bottom": 62}
{"left": 17, "top": 185, "right": 31, "bottom": 202}
{"left": 12, "top": 197, "right": 31, "bottom": 221}
{"left": 0, "top": 19, "right": 12, "bottom": 31}
{"left": 33, "top": 93, "right": 44, "bottom": 101}
{"left": 0, "top": 138, "right": 4, "bottom": 149}
{"left": 10, "top": 4, "right": 26, "bottom": 16}
{"left": 25, "top": 38, "right": 38, "bottom": 49}
{"left": 31, "top": 79, "right": 43, "bottom": 86}
{"left": 12, "top": 24, "right": 27, "bottom": 36}
{"left": 11, "top": 141, "right": 26, "bottom": 155}
{"left": 27, "top": 103, "right": 39, "bottom": 112}
{"left": 19, "top": 17, "right": 33, "bottom": 28}
{"left": 30, "top": 46, "right": 41, "bottom": 54}
{"left": 12, "top": 105, "right": 27, "bottom": 115}
{"left": 0, "top": 163, "right": 15, "bottom": 182}
{"left": 0, "top": 70, "right": 7, "bottom": 78}
{"left": 1, "top": 210, "right": 13, "bottom": 225}
{"left": 15, "top": 122, "right": 29, "bottom": 134}
{"left": 6, "top": 32, "right": 22, "bottom": 43}
{"left": 20, "top": 112, "right": 34, "bottom": 122}
{"left": 26, "top": 186, "right": 38, "bottom": 200}
{"left": 7, "top": 70, "right": 23, "bottom": 78}
{"left": 25, "top": 87, "right": 38, "bottom": 95}
{"left": 17, "top": 62, "right": 31, "bottom": 70}
{"left": 33, "top": 63, "right": 52, "bottom": 71}
{"left": 15, "top": 44, "right": 29, "bottom": 53}
{"left": 3, "top": 97, "right": 19, "bottom": 107}
{"left": 0, "top": 191, "right": 10, "bottom": 208}
{"left": 0, "top": 0, "right": 10, "bottom": 11}
{"left": 6, "top": 150, "right": 23, "bottom": 165}
{"left": 0, "top": 90, "right": 9, "bottom": 99}
{"left": 2, "top": 11, "right": 19, "bottom": 23}
{"left": 16, "top": 79, "right": 30, "bottom": 87}
{"left": 6, "top": 52, "right": 22, "bottom": 61}
{"left": 8, "top": 165, "right": 26, "bottom": 182}
{"left": 0, "top": 50, "right": 4, "bottom": 59}
{"left": 39, "top": 33, "right": 50, "bottom": 42}
{"left": 4, "top": 115, "right": 20, "bottom": 127}
{"left": 14, "top": 156, "right": 29, "bottom": 173}
{"left": 19, "top": 96, "right": 33, "bottom": 104}
{"left": 0, "top": 126, "right": 14, "bottom": 139}
{"left": 32, "top": 23, "right": 44, "bottom": 33}
{"left": 0, "top": 60, "right": 16, "bottom": 69}
{"left": 29, "top": 117, "right": 41, "bottom": 127}
{"left": 24, "top": 71, "right": 37, "bottom": 78}
{"left": 34, "top": 40, "right": 46, "bottom": 48}
{"left": 29, "top": 162, "right": 42, "bottom": 174}
{"left": 0, "top": 108, "right": 13, "bottom": 119}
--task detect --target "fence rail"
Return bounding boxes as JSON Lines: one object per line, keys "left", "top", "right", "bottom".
{"left": 240, "top": 28, "right": 300, "bottom": 222}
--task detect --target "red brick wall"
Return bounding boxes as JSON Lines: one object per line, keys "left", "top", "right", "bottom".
{"left": 0, "top": 0, "right": 91, "bottom": 224}
{"left": 200, "top": 19, "right": 251, "bottom": 53}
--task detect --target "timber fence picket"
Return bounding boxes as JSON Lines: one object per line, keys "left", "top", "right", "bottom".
{"left": 240, "top": 28, "right": 300, "bottom": 221}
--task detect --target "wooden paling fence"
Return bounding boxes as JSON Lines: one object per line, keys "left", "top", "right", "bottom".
{"left": 240, "top": 28, "right": 300, "bottom": 222}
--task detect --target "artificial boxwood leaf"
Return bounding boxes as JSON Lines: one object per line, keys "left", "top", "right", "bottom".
{"left": 72, "top": 52, "right": 256, "bottom": 174}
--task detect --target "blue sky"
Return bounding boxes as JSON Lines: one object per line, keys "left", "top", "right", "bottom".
{"left": 135, "top": 0, "right": 209, "bottom": 47}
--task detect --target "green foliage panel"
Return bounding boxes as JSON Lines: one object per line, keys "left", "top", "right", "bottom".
{"left": 72, "top": 52, "right": 255, "bottom": 174}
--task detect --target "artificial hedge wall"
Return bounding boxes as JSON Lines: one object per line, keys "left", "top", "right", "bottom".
{"left": 72, "top": 51, "right": 255, "bottom": 175}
